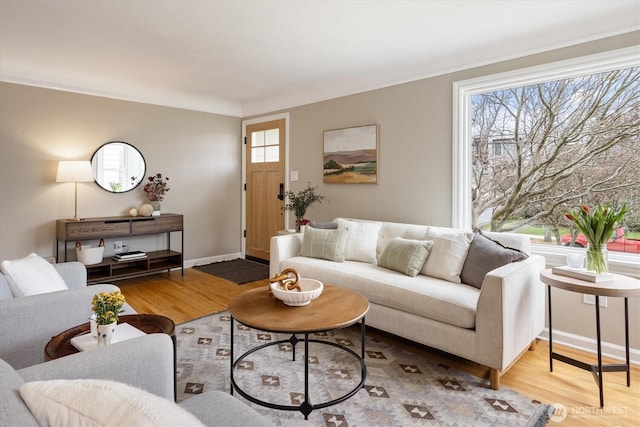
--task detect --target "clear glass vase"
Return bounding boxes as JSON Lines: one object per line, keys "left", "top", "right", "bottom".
{"left": 149, "top": 200, "right": 161, "bottom": 213}
{"left": 586, "top": 245, "right": 608, "bottom": 274}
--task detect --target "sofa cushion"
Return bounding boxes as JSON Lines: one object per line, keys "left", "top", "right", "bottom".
{"left": 461, "top": 229, "right": 529, "bottom": 289}
{"left": 0, "top": 254, "right": 68, "bottom": 297}
{"left": 20, "top": 379, "right": 205, "bottom": 427}
{"left": 378, "top": 237, "right": 433, "bottom": 277}
{"left": 309, "top": 220, "right": 338, "bottom": 229}
{"left": 179, "top": 391, "right": 275, "bottom": 426}
{"left": 282, "top": 257, "right": 480, "bottom": 329}
{"left": 0, "top": 275, "right": 13, "bottom": 300}
{"left": 421, "top": 228, "right": 473, "bottom": 283}
{"left": 0, "top": 360, "right": 38, "bottom": 426}
{"left": 337, "top": 219, "right": 381, "bottom": 264}
{"left": 376, "top": 221, "right": 430, "bottom": 260}
{"left": 301, "top": 226, "right": 348, "bottom": 262}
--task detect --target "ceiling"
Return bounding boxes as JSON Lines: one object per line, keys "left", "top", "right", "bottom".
{"left": 1, "top": 1, "right": 638, "bottom": 117}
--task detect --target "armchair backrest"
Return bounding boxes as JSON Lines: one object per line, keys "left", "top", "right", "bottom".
{"left": 0, "top": 261, "right": 87, "bottom": 300}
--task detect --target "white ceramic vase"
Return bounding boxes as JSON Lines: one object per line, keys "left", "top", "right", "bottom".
{"left": 97, "top": 322, "right": 117, "bottom": 346}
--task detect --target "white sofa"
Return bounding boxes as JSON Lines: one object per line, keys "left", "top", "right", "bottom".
{"left": 270, "top": 218, "right": 546, "bottom": 389}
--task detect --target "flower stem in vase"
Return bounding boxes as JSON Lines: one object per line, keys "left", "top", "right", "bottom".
{"left": 586, "top": 245, "right": 608, "bottom": 274}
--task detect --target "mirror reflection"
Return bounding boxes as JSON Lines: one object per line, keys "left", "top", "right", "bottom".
{"left": 91, "top": 141, "right": 146, "bottom": 193}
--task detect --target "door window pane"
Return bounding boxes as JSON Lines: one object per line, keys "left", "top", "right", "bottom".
{"left": 252, "top": 131, "right": 265, "bottom": 147}
{"left": 251, "top": 147, "right": 265, "bottom": 163}
{"left": 265, "top": 146, "right": 279, "bottom": 162}
{"left": 265, "top": 129, "right": 279, "bottom": 145}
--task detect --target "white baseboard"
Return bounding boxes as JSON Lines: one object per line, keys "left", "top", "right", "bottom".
{"left": 184, "top": 253, "right": 242, "bottom": 269}
{"left": 539, "top": 328, "right": 640, "bottom": 366}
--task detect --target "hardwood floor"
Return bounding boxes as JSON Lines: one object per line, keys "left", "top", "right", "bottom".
{"left": 116, "top": 269, "right": 639, "bottom": 427}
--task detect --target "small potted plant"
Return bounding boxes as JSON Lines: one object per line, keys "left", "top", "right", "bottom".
{"left": 91, "top": 290, "right": 126, "bottom": 346}
{"left": 564, "top": 203, "right": 627, "bottom": 273}
{"left": 284, "top": 183, "right": 326, "bottom": 232}
{"left": 143, "top": 173, "right": 170, "bottom": 212}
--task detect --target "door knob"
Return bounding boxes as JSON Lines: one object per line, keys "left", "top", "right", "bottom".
{"left": 277, "top": 183, "right": 284, "bottom": 200}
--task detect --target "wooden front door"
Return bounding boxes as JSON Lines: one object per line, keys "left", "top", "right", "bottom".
{"left": 245, "top": 119, "right": 285, "bottom": 261}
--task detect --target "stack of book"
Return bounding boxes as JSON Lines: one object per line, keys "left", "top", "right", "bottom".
{"left": 112, "top": 251, "right": 147, "bottom": 262}
{"left": 551, "top": 266, "right": 614, "bottom": 282}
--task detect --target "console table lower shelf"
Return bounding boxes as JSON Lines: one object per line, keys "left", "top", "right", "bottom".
{"left": 85, "top": 250, "right": 182, "bottom": 283}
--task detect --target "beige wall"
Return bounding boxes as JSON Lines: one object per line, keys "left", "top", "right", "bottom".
{"left": 259, "top": 31, "right": 640, "bottom": 356}
{"left": 278, "top": 32, "right": 640, "bottom": 229}
{"left": 0, "top": 83, "right": 242, "bottom": 262}
{"left": 1, "top": 31, "right": 638, "bottom": 357}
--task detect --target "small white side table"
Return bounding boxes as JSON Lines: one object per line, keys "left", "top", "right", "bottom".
{"left": 540, "top": 269, "right": 640, "bottom": 408}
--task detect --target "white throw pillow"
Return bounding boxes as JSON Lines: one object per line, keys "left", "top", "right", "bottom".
{"left": 337, "top": 219, "right": 382, "bottom": 263}
{"left": 421, "top": 228, "right": 473, "bottom": 283}
{"left": 20, "top": 379, "right": 205, "bottom": 427}
{"left": 0, "top": 253, "right": 68, "bottom": 297}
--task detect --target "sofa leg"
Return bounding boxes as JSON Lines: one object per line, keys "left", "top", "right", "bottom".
{"left": 528, "top": 339, "right": 537, "bottom": 351}
{"left": 489, "top": 368, "right": 500, "bottom": 390}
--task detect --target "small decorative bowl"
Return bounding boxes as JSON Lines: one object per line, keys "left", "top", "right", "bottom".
{"left": 270, "top": 278, "right": 324, "bottom": 306}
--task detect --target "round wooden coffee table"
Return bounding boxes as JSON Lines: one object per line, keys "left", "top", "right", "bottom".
{"left": 228, "top": 285, "right": 369, "bottom": 419}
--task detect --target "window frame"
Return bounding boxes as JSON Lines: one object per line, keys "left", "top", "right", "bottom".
{"left": 452, "top": 46, "right": 640, "bottom": 277}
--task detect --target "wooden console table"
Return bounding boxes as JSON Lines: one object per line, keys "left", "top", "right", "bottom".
{"left": 56, "top": 214, "right": 183, "bottom": 283}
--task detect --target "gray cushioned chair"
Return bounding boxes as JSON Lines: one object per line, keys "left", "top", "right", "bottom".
{"left": 0, "top": 261, "right": 136, "bottom": 369}
{"left": 1, "top": 334, "right": 274, "bottom": 426}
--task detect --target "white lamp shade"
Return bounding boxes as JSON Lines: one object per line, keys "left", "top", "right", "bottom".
{"left": 56, "top": 161, "right": 94, "bottom": 183}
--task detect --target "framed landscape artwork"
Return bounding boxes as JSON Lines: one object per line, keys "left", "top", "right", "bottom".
{"left": 323, "top": 124, "right": 379, "bottom": 184}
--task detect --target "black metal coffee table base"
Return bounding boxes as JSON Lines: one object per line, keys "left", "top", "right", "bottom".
{"left": 230, "top": 317, "right": 367, "bottom": 420}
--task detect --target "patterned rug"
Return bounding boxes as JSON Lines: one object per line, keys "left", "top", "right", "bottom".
{"left": 176, "top": 312, "right": 550, "bottom": 426}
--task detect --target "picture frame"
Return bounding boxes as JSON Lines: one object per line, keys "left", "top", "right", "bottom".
{"left": 323, "top": 124, "right": 378, "bottom": 184}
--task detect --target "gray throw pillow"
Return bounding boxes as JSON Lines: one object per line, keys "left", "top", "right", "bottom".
{"left": 309, "top": 220, "right": 338, "bottom": 229}
{"left": 378, "top": 237, "right": 434, "bottom": 277}
{"left": 460, "top": 229, "right": 529, "bottom": 289}
{"left": 301, "top": 226, "right": 348, "bottom": 262}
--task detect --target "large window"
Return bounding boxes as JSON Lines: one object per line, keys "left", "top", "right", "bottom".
{"left": 453, "top": 47, "right": 640, "bottom": 273}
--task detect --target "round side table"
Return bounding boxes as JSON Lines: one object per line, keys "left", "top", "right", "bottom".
{"left": 45, "top": 314, "right": 176, "bottom": 400}
{"left": 540, "top": 269, "right": 640, "bottom": 408}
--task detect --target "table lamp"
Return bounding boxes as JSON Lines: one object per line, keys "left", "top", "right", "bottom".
{"left": 56, "top": 160, "right": 94, "bottom": 221}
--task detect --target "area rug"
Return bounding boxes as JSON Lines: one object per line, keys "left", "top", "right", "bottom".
{"left": 194, "top": 258, "right": 269, "bottom": 284}
{"left": 176, "top": 312, "right": 550, "bottom": 426}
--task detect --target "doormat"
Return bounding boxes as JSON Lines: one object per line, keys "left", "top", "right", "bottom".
{"left": 194, "top": 258, "right": 269, "bottom": 284}
{"left": 176, "top": 312, "right": 551, "bottom": 426}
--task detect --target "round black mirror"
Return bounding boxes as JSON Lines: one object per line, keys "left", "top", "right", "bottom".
{"left": 91, "top": 141, "right": 146, "bottom": 193}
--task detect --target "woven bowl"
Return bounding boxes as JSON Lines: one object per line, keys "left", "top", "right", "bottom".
{"left": 270, "top": 278, "right": 324, "bottom": 306}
